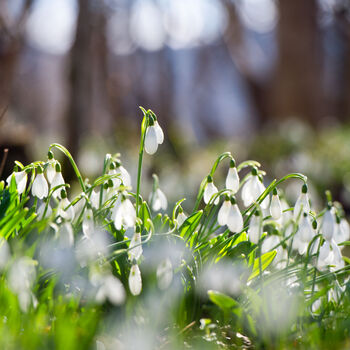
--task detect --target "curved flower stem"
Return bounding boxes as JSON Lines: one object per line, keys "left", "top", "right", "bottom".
{"left": 49, "top": 143, "right": 86, "bottom": 192}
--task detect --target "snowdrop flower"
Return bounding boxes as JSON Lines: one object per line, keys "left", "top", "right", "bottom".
{"left": 128, "top": 226, "right": 143, "bottom": 261}
{"left": 226, "top": 197, "right": 243, "bottom": 233}
{"left": 129, "top": 264, "right": 142, "bottom": 296}
{"left": 262, "top": 234, "right": 287, "bottom": 265}
{"left": 270, "top": 188, "right": 282, "bottom": 220}
{"left": 95, "top": 274, "right": 126, "bottom": 306}
{"left": 317, "top": 239, "right": 343, "bottom": 271}
{"left": 150, "top": 187, "right": 167, "bottom": 211}
{"left": 112, "top": 196, "right": 136, "bottom": 230}
{"left": 45, "top": 151, "right": 56, "bottom": 183}
{"left": 37, "top": 201, "right": 52, "bottom": 220}
{"left": 156, "top": 258, "right": 173, "bottom": 290}
{"left": 57, "top": 190, "right": 75, "bottom": 221}
{"left": 218, "top": 196, "right": 231, "bottom": 226}
{"left": 31, "top": 166, "right": 49, "bottom": 199}
{"left": 248, "top": 211, "right": 262, "bottom": 244}
{"left": 176, "top": 207, "right": 187, "bottom": 226}
{"left": 116, "top": 161, "right": 132, "bottom": 187}
{"left": 225, "top": 159, "right": 239, "bottom": 194}
{"left": 0, "top": 238, "right": 10, "bottom": 270}
{"left": 82, "top": 208, "right": 94, "bottom": 238}
{"left": 241, "top": 168, "right": 269, "bottom": 209}
{"left": 144, "top": 118, "right": 163, "bottom": 155}
{"left": 6, "top": 170, "right": 28, "bottom": 194}
{"left": 295, "top": 213, "right": 314, "bottom": 255}
{"left": 90, "top": 188, "right": 100, "bottom": 209}
{"left": 203, "top": 175, "right": 219, "bottom": 205}
{"left": 293, "top": 184, "right": 310, "bottom": 220}
{"left": 334, "top": 217, "right": 350, "bottom": 246}
{"left": 322, "top": 207, "right": 335, "bottom": 241}
{"left": 56, "top": 222, "right": 74, "bottom": 248}
{"left": 51, "top": 163, "right": 65, "bottom": 199}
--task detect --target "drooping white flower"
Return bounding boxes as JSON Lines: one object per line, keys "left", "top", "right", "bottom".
{"left": 128, "top": 229, "right": 143, "bottom": 261}
{"left": 270, "top": 189, "right": 282, "bottom": 220}
{"left": 295, "top": 213, "right": 314, "bottom": 255}
{"left": 37, "top": 201, "right": 52, "bottom": 220}
{"left": 226, "top": 198, "right": 243, "bottom": 233}
{"left": 317, "top": 239, "right": 344, "bottom": 271}
{"left": 248, "top": 211, "right": 261, "bottom": 244}
{"left": 31, "top": 168, "right": 49, "bottom": 199}
{"left": 262, "top": 235, "right": 287, "bottom": 266}
{"left": 225, "top": 160, "right": 239, "bottom": 194}
{"left": 50, "top": 163, "right": 65, "bottom": 199}
{"left": 118, "top": 164, "right": 132, "bottom": 187}
{"left": 156, "top": 258, "right": 173, "bottom": 290}
{"left": 330, "top": 239, "right": 344, "bottom": 270}
{"left": 46, "top": 161, "right": 56, "bottom": 184}
{"left": 322, "top": 207, "right": 335, "bottom": 241}
{"left": 90, "top": 188, "right": 100, "bottom": 209}
{"left": 241, "top": 169, "right": 269, "bottom": 209}
{"left": 293, "top": 184, "right": 310, "bottom": 220}
{"left": 203, "top": 176, "right": 219, "bottom": 205}
{"left": 150, "top": 188, "right": 167, "bottom": 211}
{"left": 176, "top": 209, "right": 187, "bottom": 226}
{"left": 129, "top": 264, "right": 142, "bottom": 296}
{"left": 154, "top": 120, "right": 164, "bottom": 144}
{"left": 56, "top": 222, "right": 74, "bottom": 248}
{"left": 95, "top": 274, "right": 126, "bottom": 306}
{"left": 6, "top": 170, "right": 28, "bottom": 194}
{"left": 57, "top": 191, "right": 75, "bottom": 222}
{"left": 113, "top": 196, "right": 136, "bottom": 230}
{"left": 0, "top": 238, "right": 10, "bottom": 270}
{"left": 334, "top": 218, "right": 350, "bottom": 246}
{"left": 217, "top": 198, "right": 231, "bottom": 226}
{"left": 144, "top": 123, "right": 160, "bottom": 155}
{"left": 82, "top": 208, "right": 94, "bottom": 238}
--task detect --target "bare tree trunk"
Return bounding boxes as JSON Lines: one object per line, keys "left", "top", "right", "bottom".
{"left": 269, "top": 0, "right": 323, "bottom": 123}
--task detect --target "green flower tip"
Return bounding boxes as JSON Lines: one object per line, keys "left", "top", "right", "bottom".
{"left": 178, "top": 206, "right": 183, "bottom": 214}
{"left": 273, "top": 188, "right": 278, "bottom": 196}
{"left": 230, "top": 159, "right": 236, "bottom": 168}
{"left": 207, "top": 175, "right": 213, "bottom": 183}
{"left": 312, "top": 220, "right": 317, "bottom": 230}
{"left": 254, "top": 210, "right": 260, "bottom": 216}
{"left": 135, "top": 224, "right": 141, "bottom": 233}
{"left": 302, "top": 183, "right": 308, "bottom": 194}
{"left": 230, "top": 196, "right": 237, "bottom": 205}
{"left": 108, "top": 179, "right": 114, "bottom": 188}
{"left": 55, "top": 163, "right": 61, "bottom": 173}
{"left": 37, "top": 166, "right": 43, "bottom": 174}
{"left": 251, "top": 167, "right": 258, "bottom": 176}
{"left": 48, "top": 151, "right": 54, "bottom": 160}
{"left": 224, "top": 194, "right": 230, "bottom": 202}
{"left": 110, "top": 162, "right": 116, "bottom": 170}
{"left": 61, "top": 189, "right": 67, "bottom": 199}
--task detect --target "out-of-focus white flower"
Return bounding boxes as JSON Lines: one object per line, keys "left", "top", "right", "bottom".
{"left": 322, "top": 208, "right": 335, "bottom": 241}
{"left": 51, "top": 163, "right": 65, "bottom": 199}
{"left": 113, "top": 196, "right": 136, "bottom": 230}
{"left": 176, "top": 208, "right": 187, "bottom": 226}
{"left": 262, "top": 235, "right": 287, "bottom": 266}
{"left": 37, "top": 201, "right": 52, "bottom": 220}
{"left": 203, "top": 176, "right": 219, "bottom": 205}
{"left": 248, "top": 211, "right": 261, "bottom": 244}
{"left": 293, "top": 184, "right": 310, "bottom": 220}
{"left": 129, "top": 264, "right": 142, "bottom": 296}
{"left": 294, "top": 213, "right": 314, "bottom": 255}
{"left": 94, "top": 274, "right": 126, "bottom": 306}
{"left": 270, "top": 189, "right": 282, "bottom": 220}
{"left": 241, "top": 169, "right": 269, "bottom": 209}
{"left": 82, "top": 208, "right": 94, "bottom": 238}
{"left": 6, "top": 170, "right": 28, "bottom": 194}
{"left": 156, "top": 258, "right": 173, "bottom": 290}
{"left": 225, "top": 160, "right": 239, "bottom": 194}
{"left": 0, "top": 238, "right": 10, "bottom": 270}
{"left": 90, "top": 188, "right": 100, "bottom": 209}
{"left": 334, "top": 218, "right": 350, "bottom": 247}
{"left": 57, "top": 191, "right": 75, "bottom": 222}
{"left": 31, "top": 167, "right": 49, "bottom": 199}
{"left": 317, "top": 239, "right": 344, "bottom": 271}
{"left": 128, "top": 229, "right": 143, "bottom": 261}
{"left": 56, "top": 222, "right": 74, "bottom": 248}
{"left": 150, "top": 188, "right": 167, "bottom": 211}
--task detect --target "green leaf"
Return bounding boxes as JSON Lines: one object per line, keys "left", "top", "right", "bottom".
{"left": 208, "top": 290, "right": 238, "bottom": 310}
{"left": 139, "top": 200, "right": 152, "bottom": 231}
{"left": 248, "top": 250, "right": 276, "bottom": 280}
{"left": 179, "top": 210, "right": 203, "bottom": 240}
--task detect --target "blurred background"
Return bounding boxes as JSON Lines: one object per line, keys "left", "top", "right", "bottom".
{"left": 1, "top": 0, "right": 350, "bottom": 210}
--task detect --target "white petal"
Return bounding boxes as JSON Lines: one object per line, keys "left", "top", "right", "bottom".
{"left": 122, "top": 199, "right": 136, "bottom": 228}
{"left": 128, "top": 232, "right": 143, "bottom": 261}
{"left": 153, "top": 188, "right": 167, "bottom": 211}
{"left": 129, "top": 264, "right": 142, "bottom": 296}
{"left": 104, "top": 275, "right": 126, "bottom": 305}
{"left": 57, "top": 223, "right": 74, "bottom": 247}
{"left": 144, "top": 126, "right": 158, "bottom": 155}
{"left": 154, "top": 121, "right": 164, "bottom": 144}
{"left": 32, "top": 173, "right": 49, "bottom": 199}
{"left": 217, "top": 200, "right": 230, "bottom": 226}
{"left": 225, "top": 167, "right": 239, "bottom": 193}
{"left": 177, "top": 212, "right": 187, "bottom": 226}
{"left": 270, "top": 195, "right": 282, "bottom": 220}
{"left": 297, "top": 215, "right": 314, "bottom": 243}
{"left": 241, "top": 177, "right": 254, "bottom": 207}
{"left": 16, "top": 171, "right": 28, "bottom": 194}
{"left": 156, "top": 258, "right": 173, "bottom": 290}
{"left": 322, "top": 210, "right": 335, "bottom": 241}
{"left": 248, "top": 215, "right": 261, "bottom": 244}
{"left": 113, "top": 205, "right": 123, "bottom": 230}
{"left": 51, "top": 172, "right": 65, "bottom": 199}
{"left": 294, "top": 193, "right": 310, "bottom": 220}
{"left": 46, "top": 162, "right": 56, "bottom": 184}
{"left": 82, "top": 208, "right": 94, "bottom": 238}
{"left": 203, "top": 182, "right": 219, "bottom": 205}
{"left": 90, "top": 189, "right": 100, "bottom": 209}
{"left": 340, "top": 219, "right": 350, "bottom": 241}
{"left": 119, "top": 166, "right": 131, "bottom": 187}
{"left": 227, "top": 204, "right": 243, "bottom": 233}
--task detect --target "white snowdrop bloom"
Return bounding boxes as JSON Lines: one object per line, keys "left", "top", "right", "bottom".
{"left": 262, "top": 235, "right": 286, "bottom": 265}
{"left": 129, "top": 264, "right": 142, "bottom": 296}
{"left": 95, "top": 274, "right": 126, "bottom": 306}
{"left": 293, "top": 184, "right": 310, "bottom": 220}
{"left": 82, "top": 208, "right": 94, "bottom": 238}
{"left": 154, "top": 120, "right": 164, "bottom": 144}
{"left": 144, "top": 125, "right": 158, "bottom": 155}
{"left": 217, "top": 198, "right": 231, "bottom": 226}
{"left": 270, "top": 189, "right": 282, "bottom": 220}
{"left": 37, "top": 201, "right": 52, "bottom": 220}
{"left": 113, "top": 197, "right": 136, "bottom": 230}
{"left": 334, "top": 218, "right": 350, "bottom": 246}
{"left": 0, "top": 238, "right": 10, "bottom": 270}
{"left": 225, "top": 160, "right": 239, "bottom": 194}
{"left": 176, "top": 209, "right": 187, "bottom": 226}
{"left": 330, "top": 239, "right": 344, "bottom": 270}
{"left": 241, "top": 170, "right": 269, "bottom": 209}
{"left": 31, "top": 169, "right": 49, "bottom": 199}
{"left": 248, "top": 211, "right": 261, "bottom": 244}
{"left": 203, "top": 176, "right": 219, "bottom": 205}
{"left": 150, "top": 188, "right": 167, "bottom": 211}
{"left": 118, "top": 165, "right": 132, "bottom": 187}
{"left": 6, "top": 170, "right": 28, "bottom": 194}
{"left": 51, "top": 164, "right": 65, "bottom": 199}
{"left": 340, "top": 218, "right": 350, "bottom": 241}
{"left": 46, "top": 161, "right": 56, "bottom": 184}
{"left": 322, "top": 208, "right": 335, "bottom": 241}
{"left": 57, "top": 192, "right": 75, "bottom": 221}
{"left": 90, "top": 188, "right": 100, "bottom": 209}
{"left": 128, "top": 230, "right": 143, "bottom": 261}
{"left": 227, "top": 200, "right": 244, "bottom": 233}
{"left": 56, "top": 222, "right": 74, "bottom": 248}
{"left": 156, "top": 258, "right": 173, "bottom": 290}
{"left": 298, "top": 213, "right": 314, "bottom": 245}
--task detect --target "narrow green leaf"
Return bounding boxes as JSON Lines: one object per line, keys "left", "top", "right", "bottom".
{"left": 248, "top": 250, "right": 277, "bottom": 280}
